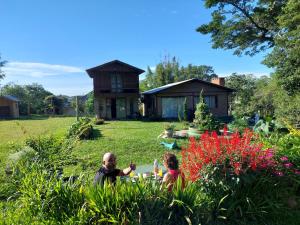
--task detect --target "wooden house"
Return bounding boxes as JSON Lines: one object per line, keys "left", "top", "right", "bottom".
{"left": 141, "top": 78, "right": 234, "bottom": 119}
{"left": 86, "top": 60, "right": 144, "bottom": 119}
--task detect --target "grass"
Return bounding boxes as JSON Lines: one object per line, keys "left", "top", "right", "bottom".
{"left": 0, "top": 116, "right": 75, "bottom": 169}
{"left": 0, "top": 116, "right": 187, "bottom": 177}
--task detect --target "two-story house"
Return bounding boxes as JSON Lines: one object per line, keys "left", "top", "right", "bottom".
{"left": 86, "top": 60, "right": 144, "bottom": 119}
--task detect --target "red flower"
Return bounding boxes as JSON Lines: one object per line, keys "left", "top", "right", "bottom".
{"left": 181, "top": 129, "right": 279, "bottom": 181}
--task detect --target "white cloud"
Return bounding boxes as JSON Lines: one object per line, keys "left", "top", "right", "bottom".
{"left": 3, "top": 61, "right": 84, "bottom": 78}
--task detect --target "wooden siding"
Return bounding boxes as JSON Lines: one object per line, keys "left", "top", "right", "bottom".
{"left": 143, "top": 80, "right": 232, "bottom": 118}
{"left": 0, "top": 97, "right": 19, "bottom": 118}
{"left": 93, "top": 72, "right": 139, "bottom": 95}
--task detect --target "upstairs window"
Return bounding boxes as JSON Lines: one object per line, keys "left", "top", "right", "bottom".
{"left": 111, "top": 74, "right": 122, "bottom": 92}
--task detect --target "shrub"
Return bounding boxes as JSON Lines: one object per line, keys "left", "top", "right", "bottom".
{"left": 67, "top": 117, "right": 94, "bottom": 140}
{"left": 193, "top": 91, "right": 218, "bottom": 131}
{"left": 181, "top": 129, "right": 300, "bottom": 221}
{"left": 94, "top": 118, "right": 104, "bottom": 125}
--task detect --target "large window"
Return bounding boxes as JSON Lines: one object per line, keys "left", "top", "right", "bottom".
{"left": 111, "top": 74, "right": 122, "bottom": 92}
{"left": 194, "top": 95, "right": 218, "bottom": 109}
{"left": 162, "top": 97, "right": 185, "bottom": 118}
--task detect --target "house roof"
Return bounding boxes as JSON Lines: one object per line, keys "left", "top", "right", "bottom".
{"left": 86, "top": 60, "right": 145, "bottom": 78}
{"left": 0, "top": 95, "right": 20, "bottom": 102}
{"left": 142, "top": 78, "right": 235, "bottom": 95}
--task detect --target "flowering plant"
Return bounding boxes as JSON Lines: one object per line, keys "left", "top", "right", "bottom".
{"left": 181, "top": 128, "right": 300, "bottom": 219}
{"left": 181, "top": 128, "right": 279, "bottom": 181}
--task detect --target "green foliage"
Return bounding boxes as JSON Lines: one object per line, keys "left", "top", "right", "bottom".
{"left": 0, "top": 54, "right": 6, "bottom": 82}
{"left": 199, "top": 0, "right": 299, "bottom": 95}
{"left": 140, "top": 56, "right": 217, "bottom": 91}
{"left": 44, "top": 95, "right": 66, "bottom": 115}
{"left": 198, "top": 0, "right": 283, "bottom": 56}
{"left": 272, "top": 88, "right": 300, "bottom": 126}
{"left": 67, "top": 117, "right": 95, "bottom": 140}
{"left": 164, "top": 122, "right": 176, "bottom": 131}
{"left": 94, "top": 118, "right": 104, "bottom": 125}
{"left": 183, "top": 97, "right": 188, "bottom": 122}
{"left": 1, "top": 83, "right": 53, "bottom": 115}
{"left": 85, "top": 91, "right": 94, "bottom": 115}
{"left": 227, "top": 116, "right": 249, "bottom": 133}
{"left": 193, "top": 91, "right": 218, "bottom": 131}
{"left": 249, "top": 76, "right": 276, "bottom": 118}
{"left": 225, "top": 73, "right": 257, "bottom": 117}
{"left": 263, "top": 0, "right": 300, "bottom": 95}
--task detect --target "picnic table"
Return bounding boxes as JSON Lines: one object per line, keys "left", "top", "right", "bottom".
{"left": 125, "top": 164, "right": 166, "bottom": 181}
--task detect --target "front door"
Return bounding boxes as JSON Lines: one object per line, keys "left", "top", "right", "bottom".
{"left": 111, "top": 98, "right": 116, "bottom": 119}
{"left": 116, "top": 98, "right": 126, "bottom": 119}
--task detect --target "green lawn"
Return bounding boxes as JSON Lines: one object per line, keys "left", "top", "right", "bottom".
{"left": 0, "top": 117, "right": 187, "bottom": 177}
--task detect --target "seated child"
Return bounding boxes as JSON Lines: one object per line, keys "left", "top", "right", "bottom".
{"left": 161, "top": 153, "right": 185, "bottom": 192}
{"left": 94, "top": 152, "right": 136, "bottom": 186}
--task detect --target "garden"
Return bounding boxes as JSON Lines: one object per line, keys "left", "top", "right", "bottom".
{"left": 0, "top": 107, "right": 299, "bottom": 225}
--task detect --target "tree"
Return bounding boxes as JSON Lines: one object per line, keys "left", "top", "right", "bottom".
{"left": 24, "top": 83, "right": 52, "bottom": 114}
{"left": 193, "top": 91, "right": 217, "bottom": 131}
{"left": 1, "top": 83, "right": 28, "bottom": 114}
{"left": 249, "top": 76, "right": 276, "bottom": 118}
{"left": 198, "top": 0, "right": 300, "bottom": 95}
{"left": 263, "top": 0, "right": 300, "bottom": 95}
{"left": 197, "top": 0, "right": 285, "bottom": 56}
{"left": 225, "top": 73, "right": 257, "bottom": 117}
{"left": 140, "top": 56, "right": 217, "bottom": 91}
{"left": 85, "top": 91, "right": 94, "bottom": 115}
{"left": 1, "top": 83, "right": 53, "bottom": 115}
{"left": 0, "top": 55, "right": 7, "bottom": 82}
{"left": 44, "top": 95, "right": 65, "bottom": 115}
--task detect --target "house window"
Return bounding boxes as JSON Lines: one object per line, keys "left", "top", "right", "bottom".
{"left": 111, "top": 74, "right": 122, "bottom": 92}
{"left": 162, "top": 97, "right": 185, "bottom": 118}
{"left": 204, "top": 96, "right": 217, "bottom": 108}
{"left": 194, "top": 95, "right": 218, "bottom": 108}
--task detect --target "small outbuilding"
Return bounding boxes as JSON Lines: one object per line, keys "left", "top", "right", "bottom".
{"left": 0, "top": 95, "right": 20, "bottom": 118}
{"left": 141, "top": 78, "right": 234, "bottom": 119}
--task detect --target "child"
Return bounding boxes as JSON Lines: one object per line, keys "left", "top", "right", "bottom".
{"left": 94, "top": 152, "right": 136, "bottom": 186}
{"left": 161, "top": 153, "right": 185, "bottom": 192}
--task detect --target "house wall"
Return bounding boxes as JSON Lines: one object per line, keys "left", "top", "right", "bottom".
{"left": 94, "top": 93, "right": 139, "bottom": 119}
{"left": 0, "top": 98, "right": 19, "bottom": 118}
{"left": 144, "top": 81, "right": 231, "bottom": 118}
{"left": 92, "top": 71, "right": 140, "bottom": 119}
{"left": 93, "top": 72, "right": 139, "bottom": 95}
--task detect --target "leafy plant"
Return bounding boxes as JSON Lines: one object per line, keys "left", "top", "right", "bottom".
{"left": 94, "top": 118, "right": 104, "bottom": 125}
{"left": 67, "top": 117, "right": 95, "bottom": 140}
{"left": 193, "top": 91, "right": 218, "bottom": 131}
{"left": 164, "top": 123, "right": 175, "bottom": 131}
{"left": 181, "top": 128, "right": 300, "bottom": 221}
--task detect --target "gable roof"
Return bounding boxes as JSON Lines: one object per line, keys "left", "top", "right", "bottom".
{"left": 0, "top": 95, "right": 20, "bottom": 102}
{"left": 142, "top": 78, "right": 234, "bottom": 95}
{"left": 86, "top": 60, "right": 145, "bottom": 78}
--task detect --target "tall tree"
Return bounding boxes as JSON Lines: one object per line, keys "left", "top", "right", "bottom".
{"left": 263, "top": 0, "right": 300, "bottom": 95}
{"left": 197, "top": 0, "right": 300, "bottom": 95}
{"left": 140, "top": 56, "right": 217, "bottom": 91}
{"left": 0, "top": 55, "right": 7, "bottom": 82}
{"left": 1, "top": 83, "right": 52, "bottom": 115}
{"left": 197, "top": 0, "right": 285, "bottom": 56}
{"left": 225, "top": 73, "right": 257, "bottom": 116}
{"left": 24, "top": 84, "right": 52, "bottom": 114}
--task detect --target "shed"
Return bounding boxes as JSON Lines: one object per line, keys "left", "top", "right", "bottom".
{"left": 0, "top": 95, "right": 20, "bottom": 118}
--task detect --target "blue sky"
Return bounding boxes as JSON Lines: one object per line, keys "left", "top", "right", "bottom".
{"left": 0, "top": 0, "right": 272, "bottom": 96}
